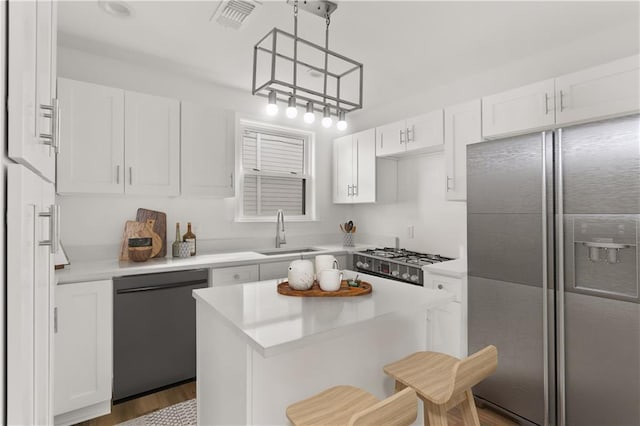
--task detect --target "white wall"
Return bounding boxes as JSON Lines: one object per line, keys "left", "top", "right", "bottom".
{"left": 349, "top": 21, "right": 639, "bottom": 258}
{"left": 57, "top": 45, "right": 352, "bottom": 260}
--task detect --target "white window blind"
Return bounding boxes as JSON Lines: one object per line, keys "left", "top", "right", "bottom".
{"left": 241, "top": 128, "right": 309, "bottom": 217}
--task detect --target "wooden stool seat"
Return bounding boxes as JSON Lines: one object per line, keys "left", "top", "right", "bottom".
{"left": 383, "top": 346, "right": 498, "bottom": 426}
{"left": 286, "top": 385, "right": 418, "bottom": 426}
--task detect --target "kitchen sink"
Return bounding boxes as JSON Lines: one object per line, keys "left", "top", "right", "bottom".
{"left": 257, "top": 247, "right": 322, "bottom": 256}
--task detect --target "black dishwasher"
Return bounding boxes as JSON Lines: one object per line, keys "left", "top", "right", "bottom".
{"left": 113, "top": 269, "right": 208, "bottom": 402}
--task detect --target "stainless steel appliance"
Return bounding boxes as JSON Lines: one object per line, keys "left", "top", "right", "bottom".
{"left": 467, "top": 114, "right": 639, "bottom": 425}
{"left": 113, "top": 269, "right": 208, "bottom": 402}
{"left": 354, "top": 248, "right": 453, "bottom": 285}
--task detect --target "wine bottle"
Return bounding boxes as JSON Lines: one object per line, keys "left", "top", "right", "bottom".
{"left": 172, "top": 222, "right": 181, "bottom": 257}
{"left": 183, "top": 222, "right": 197, "bottom": 256}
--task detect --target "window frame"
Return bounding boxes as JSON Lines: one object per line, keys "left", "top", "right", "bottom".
{"left": 235, "top": 118, "right": 316, "bottom": 222}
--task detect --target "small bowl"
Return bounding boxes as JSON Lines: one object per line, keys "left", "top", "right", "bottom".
{"left": 128, "top": 246, "right": 152, "bottom": 262}
{"left": 128, "top": 237, "right": 152, "bottom": 248}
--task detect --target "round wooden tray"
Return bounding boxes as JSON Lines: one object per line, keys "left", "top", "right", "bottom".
{"left": 277, "top": 280, "right": 372, "bottom": 297}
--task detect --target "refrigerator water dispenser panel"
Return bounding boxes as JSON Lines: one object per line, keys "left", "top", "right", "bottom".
{"left": 568, "top": 215, "right": 639, "bottom": 301}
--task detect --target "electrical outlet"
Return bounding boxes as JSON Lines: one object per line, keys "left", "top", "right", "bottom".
{"left": 407, "top": 225, "right": 414, "bottom": 239}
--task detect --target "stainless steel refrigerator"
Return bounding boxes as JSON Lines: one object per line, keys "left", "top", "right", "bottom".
{"left": 467, "top": 114, "right": 640, "bottom": 426}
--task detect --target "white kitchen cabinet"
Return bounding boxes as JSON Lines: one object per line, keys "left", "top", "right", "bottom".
{"left": 181, "top": 102, "right": 234, "bottom": 197}
{"left": 376, "top": 110, "right": 444, "bottom": 157}
{"left": 333, "top": 128, "right": 396, "bottom": 204}
{"left": 211, "top": 264, "right": 259, "bottom": 286}
{"left": 8, "top": 0, "right": 58, "bottom": 183}
{"left": 259, "top": 261, "right": 291, "bottom": 281}
{"left": 57, "top": 79, "right": 125, "bottom": 194}
{"left": 7, "top": 165, "right": 57, "bottom": 426}
{"left": 555, "top": 55, "right": 640, "bottom": 125}
{"left": 125, "top": 91, "right": 180, "bottom": 196}
{"left": 482, "top": 79, "right": 556, "bottom": 139}
{"left": 54, "top": 280, "right": 112, "bottom": 426}
{"left": 424, "top": 272, "right": 467, "bottom": 358}
{"left": 444, "top": 100, "right": 482, "bottom": 201}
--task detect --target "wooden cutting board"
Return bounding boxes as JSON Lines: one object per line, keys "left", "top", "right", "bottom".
{"left": 119, "top": 220, "right": 153, "bottom": 261}
{"left": 136, "top": 208, "right": 167, "bottom": 258}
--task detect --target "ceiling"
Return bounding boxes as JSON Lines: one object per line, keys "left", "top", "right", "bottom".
{"left": 58, "top": 1, "right": 640, "bottom": 110}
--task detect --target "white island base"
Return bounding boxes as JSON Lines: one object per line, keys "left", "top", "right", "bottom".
{"left": 194, "top": 272, "right": 452, "bottom": 425}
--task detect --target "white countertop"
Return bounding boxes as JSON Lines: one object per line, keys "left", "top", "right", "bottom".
{"left": 192, "top": 270, "right": 454, "bottom": 357}
{"left": 55, "top": 244, "right": 372, "bottom": 284}
{"left": 423, "top": 258, "right": 468, "bottom": 278}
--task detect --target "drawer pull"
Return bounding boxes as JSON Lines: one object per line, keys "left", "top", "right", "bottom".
{"left": 233, "top": 274, "right": 240, "bottom": 280}
{"left": 437, "top": 284, "right": 443, "bottom": 290}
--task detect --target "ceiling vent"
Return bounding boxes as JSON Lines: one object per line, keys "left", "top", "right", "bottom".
{"left": 210, "top": 0, "right": 261, "bottom": 29}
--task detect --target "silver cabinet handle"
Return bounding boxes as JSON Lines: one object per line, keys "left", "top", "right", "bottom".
{"left": 446, "top": 176, "right": 454, "bottom": 191}
{"left": 39, "top": 101, "right": 55, "bottom": 150}
{"left": 38, "top": 204, "right": 60, "bottom": 254}
{"left": 380, "top": 134, "right": 384, "bottom": 149}
{"left": 353, "top": 185, "right": 358, "bottom": 196}
{"left": 230, "top": 172, "right": 234, "bottom": 189}
{"left": 347, "top": 184, "right": 352, "bottom": 196}
{"left": 54, "top": 307, "right": 58, "bottom": 333}
{"left": 54, "top": 98, "right": 61, "bottom": 154}
{"left": 129, "top": 167, "right": 133, "bottom": 185}
{"left": 559, "top": 90, "right": 565, "bottom": 112}
{"left": 544, "top": 93, "right": 549, "bottom": 115}
{"left": 399, "top": 129, "right": 405, "bottom": 144}
{"left": 116, "top": 165, "right": 121, "bottom": 184}
{"left": 406, "top": 125, "right": 415, "bottom": 142}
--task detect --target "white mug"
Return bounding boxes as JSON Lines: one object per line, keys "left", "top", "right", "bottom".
{"left": 318, "top": 269, "right": 343, "bottom": 292}
{"left": 315, "top": 255, "right": 339, "bottom": 275}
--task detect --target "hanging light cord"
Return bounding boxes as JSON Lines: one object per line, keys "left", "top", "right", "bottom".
{"left": 292, "top": 0, "right": 298, "bottom": 98}
{"left": 323, "top": 10, "right": 330, "bottom": 108}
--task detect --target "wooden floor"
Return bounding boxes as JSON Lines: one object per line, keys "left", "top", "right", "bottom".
{"left": 75, "top": 380, "right": 516, "bottom": 426}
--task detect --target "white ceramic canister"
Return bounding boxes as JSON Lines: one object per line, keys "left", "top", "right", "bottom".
{"left": 287, "top": 259, "right": 315, "bottom": 290}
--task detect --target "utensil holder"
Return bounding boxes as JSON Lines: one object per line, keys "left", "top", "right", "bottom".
{"left": 343, "top": 232, "right": 354, "bottom": 247}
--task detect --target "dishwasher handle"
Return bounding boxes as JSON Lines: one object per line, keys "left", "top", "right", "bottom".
{"left": 116, "top": 279, "right": 208, "bottom": 294}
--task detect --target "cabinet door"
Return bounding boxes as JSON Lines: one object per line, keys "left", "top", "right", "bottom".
{"left": 181, "top": 102, "right": 234, "bottom": 197}
{"left": 8, "top": 0, "right": 57, "bottom": 182}
{"left": 556, "top": 55, "right": 640, "bottom": 126}
{"left": 54, "top": 280, "right": 112, "bottom": 417}
{"left": 352, "top": 128, "right": 376, "bottom": 203}
{"left": 428, "top": 302, "right": 462, "bottom": 358}
{"left": 259, "top": 261, "right": 291, "bottom": 281}
{"left": 211, "top": 265, "right": 259, "bottom": 286}
{"left": 444, "top": 100, "right": 482, "bottom": 201}
{"left": 57, "top": 79, "right": 125, "bottom": 194}
{"left": 375, "top": 120, "right": 405, "bottom": 157}
{"left": 333, "top": 135, "right": 353, "bottom": 203}
{"left": 406, "top": 110, "right": 444, "bottom": 152}
{"left": 124, "top": 91, "right": 180, "bottom": 196}
{"left": 482, "top": 79, "right": 555, "bottom": 138}
{"left": 7, "top": 165, "right": 56, "bottom": 426}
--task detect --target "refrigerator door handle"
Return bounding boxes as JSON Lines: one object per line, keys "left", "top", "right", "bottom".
{"left": 541, "top": 131, "right": 550, "bottom": 426}
{"left": 556, "top": 128, "right": 566, "bottom": 426}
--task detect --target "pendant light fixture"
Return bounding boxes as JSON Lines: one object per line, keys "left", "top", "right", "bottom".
{"left": 252, "top": 0, "right": 363, "bottom": 130}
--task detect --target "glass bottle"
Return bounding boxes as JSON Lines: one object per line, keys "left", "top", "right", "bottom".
{"left": 172, "top": 222, "right": 181, "bottom": 257}
{"left": 183, "top": 222, "right": 197, "bottom": 256}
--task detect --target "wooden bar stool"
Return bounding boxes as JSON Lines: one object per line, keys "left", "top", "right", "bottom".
{"left": 286, "top": 385, "right": 418, "bottom": 426}
{"left": 383, "top": 346, "right": 498, "bottom": 426}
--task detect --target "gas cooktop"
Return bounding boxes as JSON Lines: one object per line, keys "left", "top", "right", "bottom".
{"left": 354, "top": 248, "right": 454, "bottom": 285}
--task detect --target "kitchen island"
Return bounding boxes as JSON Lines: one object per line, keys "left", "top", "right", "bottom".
{"left": 193, "top": 271, "right": 453, "bottom": 425}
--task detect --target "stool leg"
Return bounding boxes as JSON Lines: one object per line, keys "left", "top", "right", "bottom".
{"left": 459, "top": 389, "right": 480, "bottom": 426}
{"left": 423, "top": 399, "right": 448, "bottom": 426}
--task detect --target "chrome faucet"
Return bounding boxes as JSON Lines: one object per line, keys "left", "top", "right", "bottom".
{"left": 275, "top": 209, "right": 286, "bottom": 248}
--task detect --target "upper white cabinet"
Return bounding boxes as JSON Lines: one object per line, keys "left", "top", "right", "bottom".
{"left": 124, "top": 91, "right": 180, "bottom": 196}
{"left": 444, "top": 100, "right": 482, "bottom": 201}
{"left": 181, "top": 102, "right": 234, "bottom": 197}
{"left": 54, "top": 280, "right": 112, "bottom": 425}
{"left": 482, "top": 79, "right": 556, "bottom": 139}
{"left": 555, "top": 55, "right": 640, "bottom": 125}
{"left": 376, "top": 110, "right": 444, "bottom": 157}
{"left": 482, "top": 55, "right": 640, "bottom": 139}
{"left": 57, "top": 80, "right": 180, "bottom": 196}
{"left": 57, "top": 79, "right": 125, "bottom": 194}
{"left": 8, "top": 0, "right": 58, "bottom": 183}
{"left": 334, "top": 128, "right": 394, "bottom": 204}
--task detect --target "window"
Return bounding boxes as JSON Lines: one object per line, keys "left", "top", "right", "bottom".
{"left": 236, "top": 120, "right": 315, "bottom": 221}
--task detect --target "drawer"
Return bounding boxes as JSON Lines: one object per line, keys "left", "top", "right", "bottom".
{"left": 211, "top": 265, "right": 259, "bottom": 286}
{"left": 430, "top": 276, "right": 462, "bottom": 302}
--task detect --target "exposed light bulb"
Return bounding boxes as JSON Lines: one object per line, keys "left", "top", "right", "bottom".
{"left": 266, "top": 90, "right": 278, "bottom": 116}
{"left": 322, "top": 106, "right": 332, "bottom": 128}
{"left": 337, "top": 110, "right": 347, "bottom": 131}
{"left": 303, "top": 101, "right": 315, "bottom": 124}
{"left": 286, "top": 96, "right": 297, "bottom": 118}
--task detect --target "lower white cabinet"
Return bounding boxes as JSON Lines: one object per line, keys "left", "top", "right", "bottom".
{"left": 259, "top": 261, "right": 291, "bottom": 281}
{"left": 54, "top": 280, "right": 112, "bottom": 426}
{"left": 210, "top": 264, "right": 259, "bottom": 286}
{"left": 424, "top": 272, "right": 467, "bottom": 358}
